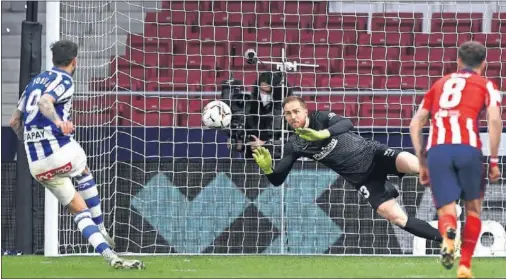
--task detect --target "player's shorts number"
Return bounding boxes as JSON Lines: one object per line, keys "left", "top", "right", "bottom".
{"left": 439, "top": 78, "right": 466, "bottom": 109}
{"left": 25, "top": 89, "right": 42, "bottom": 123}
{"left": 359, "top": 186, "right": 370, "bottom": 199}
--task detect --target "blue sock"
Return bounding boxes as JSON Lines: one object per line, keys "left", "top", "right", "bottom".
{"left": 76, "top": 174, "right": 104, "bottom": 226}
{"left": 74, "top": 210, "right": 111, "bottom": 254}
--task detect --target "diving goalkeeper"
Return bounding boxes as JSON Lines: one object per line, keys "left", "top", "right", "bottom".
{"left": 253, "top": 96, "right": 443, "bottom": 243}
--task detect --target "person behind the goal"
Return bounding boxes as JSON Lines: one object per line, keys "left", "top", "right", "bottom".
{"left": 252, "top": 96, "right": 443, "bottom": 244}
{"left": 410, "top": 41, "right": 502, "bottom": 279}
{"left": 9, "top": 40, "right": 144, "bottom": 269}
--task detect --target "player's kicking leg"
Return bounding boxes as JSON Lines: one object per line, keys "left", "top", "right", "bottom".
{"left": 44, "top": 176, "right": 144, "bottom": 269}
{"left": 74, "top": 167, "right": 115, "bottom": 248}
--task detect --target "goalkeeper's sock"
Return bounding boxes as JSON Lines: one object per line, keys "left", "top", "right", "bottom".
{"left": 402, "top": 217, "right": 443, "bottom": 242}
{"left": 74, "top": 209, "right": 114, "bottom": 258}
{"left": 460, "top": 215, "right": 481, "bottom": 268}
{"left": 76, "top": 173, "right": 104, "bottom": 226}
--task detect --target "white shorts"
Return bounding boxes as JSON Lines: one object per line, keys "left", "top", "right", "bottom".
{"left": 29, "top": 140, "right": 87, "bottom": 206}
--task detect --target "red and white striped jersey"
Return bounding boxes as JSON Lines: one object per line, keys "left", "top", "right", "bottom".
{"left": 420, "top": 70, "right": 502, "bottom": 151}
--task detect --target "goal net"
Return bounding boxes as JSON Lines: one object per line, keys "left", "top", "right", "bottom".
{"left": 49, "top": 0, "right": 506, "bottom": 256}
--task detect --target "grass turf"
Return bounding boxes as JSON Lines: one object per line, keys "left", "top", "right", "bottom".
{"left": 2, "top": 255, "right": 505, "bottom": 278}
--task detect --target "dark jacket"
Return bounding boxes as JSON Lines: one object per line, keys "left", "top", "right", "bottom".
{"left": 221, "top": 72, "right": 293, "bottom": 159}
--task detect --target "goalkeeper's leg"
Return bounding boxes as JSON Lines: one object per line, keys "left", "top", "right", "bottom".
{"left": 45, "top": 177, "right": 144, "bottom": 269}
{"left": 74, "top": 167, "right": 115, "bottom": 248}
{"left": 363, "top": 179, "right": 443, "bottom": 243}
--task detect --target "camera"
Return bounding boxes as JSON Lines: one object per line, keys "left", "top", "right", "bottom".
{"left": 244, "top": 49, "right": 258, "bottom": 65}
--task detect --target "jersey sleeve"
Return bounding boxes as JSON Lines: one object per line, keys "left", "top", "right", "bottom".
{"left": 265, "top": 141, "right": 299, "bottom": 186}
{"left": 316, "top": 111, "right": 353, "bottom": 136}
{"left": 484, "top": 81, "right": 502, "bottom": 108}
{"left": 45, "top": 75, "right": 74, "bottom": 104}
{"left": 420, "top": 86, "right": 435, "bottom": 111}
{"left": 16, "top": 89, "right": 27, "bottom": 112}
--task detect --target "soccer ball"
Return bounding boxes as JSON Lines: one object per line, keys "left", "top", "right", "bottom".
{"left": 202, "top": 100, "right": 232, "bottom": 128}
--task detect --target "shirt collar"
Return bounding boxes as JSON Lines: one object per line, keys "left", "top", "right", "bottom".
{"left": 459, "top": 68, "right": 477, "bottom": 74}
{"left": 51, "top": 66, "right": 72, "bottom": 77}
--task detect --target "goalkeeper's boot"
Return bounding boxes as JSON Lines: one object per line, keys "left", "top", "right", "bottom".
{"left": 98, "top": 224, "right": 116, "bottom": 249}
{"left": 441, "top": 227, "right": 456, "bottom": 270}
{"left": 110, "top": 257, "right": 145, "bottom": 270}
{"left": 457, "top": 265, "right": 474, "bottom": 279}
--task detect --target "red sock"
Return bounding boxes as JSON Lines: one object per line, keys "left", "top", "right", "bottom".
{"left": 460, "top": 215, "right": 482, "bottom": 268}
{"left": 438, "top": 214, "right": 457, "bottom": 237}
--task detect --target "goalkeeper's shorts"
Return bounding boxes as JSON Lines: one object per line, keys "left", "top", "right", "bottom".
{"left": 29, "top": 140, "right": 87, "bottom": 205}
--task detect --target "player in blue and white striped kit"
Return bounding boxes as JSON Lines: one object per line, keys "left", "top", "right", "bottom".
{"left": 9, "top": 40, "right": 144, "bottom": 269}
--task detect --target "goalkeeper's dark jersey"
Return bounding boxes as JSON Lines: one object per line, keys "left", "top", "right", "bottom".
{"left": 266, "top": 111, "right": 382, "bottom": 186}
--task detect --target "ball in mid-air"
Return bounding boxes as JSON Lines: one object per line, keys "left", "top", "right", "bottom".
{"left": 202, "top": 100, "right": 232, "bottom": 128}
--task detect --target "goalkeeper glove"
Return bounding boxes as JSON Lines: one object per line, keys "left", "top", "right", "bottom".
{"left": 295, "top": 128, "right": 331, "bottom": 141}
{"left": 252, "top": 147, "right": 273, "bottom": 174}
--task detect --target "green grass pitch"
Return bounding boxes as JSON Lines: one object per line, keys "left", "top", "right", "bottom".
{"left": 2, "top": 255, "right": 505, "bottom": 278}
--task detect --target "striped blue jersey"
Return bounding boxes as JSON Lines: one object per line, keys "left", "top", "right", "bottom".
{"left": 17, "top": 67, "right": 75, "bottom": 162}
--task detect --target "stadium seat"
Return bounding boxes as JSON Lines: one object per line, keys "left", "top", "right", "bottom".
{"left": 358, "top": 95, "right": 416, "bottom": 127}
{"left": 403, "top": 47, "right": 457, "bottom": 62}
{"left": 161, "top": 1, "right": 210, "bottom": 11}
{"left": 213, "top": 1, "right": 265, "bottom": 13}
{"left": 242, "top": 28, "right": 289, "bottom": 44}
{"left": 314, "top": 95, "right": 360, "bottom": 119}
{"left": 122, "top": 97, "right": 176, "bottom": 127}
{"left": 155, "top": 11, "right": 199, "bottom": 25}
{"left": 286, "top": 72, "right": 323, "bottom": 90}
{"left": 357, "top": 46, "right": 401, "bottom": 61}
{"left": 414, "top": 33, "right": 471, "bottom": 47}
{"left": 385, "top": 76, "right": 432, "bottom": 90}
{"left": 472, "top": 33, "right": 506, "bottom": 47}
{"left": 73, "top": 96, "right": 119, "bottom": 126}
{"left": 178, "top": 98, "right": 215, "bottom": 127}
{"left": 314, "top": 13, "right": 368, "bottom": 31}
{"left": 370, "top": 13, "right": 423, "bottom": 32}
{"left": 341, "top": 60, "right": 388, "bottom": 76}
{"left": 299, "top": 30, "right": 356, "bottom": 44}
{"left": 273, "top": 1, "right": 321, "bottom": 15}
{"left": 324, "top": 74, "right": 375, "bottom": 89}
{"left": 431, "top": 13, "right": 483, "bottom": 33}
{"left": 491, "top": 13, "right": 506, "bottom": 33}
{"left": 257, "top": 14, "right": 313, "bottom": 30}
{"left": 211, "top": 12, "right": 255, "bottom": 27}
{"left": 399, "top": 62, "right": 444, "bottom": 79}
{"left": 358, "top": 32, "right": 413, "bottom": 46}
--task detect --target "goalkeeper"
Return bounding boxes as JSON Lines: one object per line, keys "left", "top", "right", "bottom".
{"left": 253, "top": 96, "right": 443, "bottom": 243}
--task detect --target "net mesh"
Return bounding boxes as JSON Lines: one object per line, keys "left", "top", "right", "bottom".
{"left": 53, "top": 0, "right": 506, "bottom": 255}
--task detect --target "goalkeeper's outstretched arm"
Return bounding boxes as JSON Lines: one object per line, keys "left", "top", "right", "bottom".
{"left": 253, "top": 143, "right": 299, "bottom": 186}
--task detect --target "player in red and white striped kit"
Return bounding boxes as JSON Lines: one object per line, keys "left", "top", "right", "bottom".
{"left": 410, "top": 41, "right": 502, "bottom": 278}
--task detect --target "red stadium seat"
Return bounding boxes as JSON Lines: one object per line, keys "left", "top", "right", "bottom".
{"left": 122, "top": 97, "right": 176, "bottom": 127}
{"left": 213, "top": 1, "right": 264, "bottom": 13}
{"left": 324, "top": 74, "right": 375, "bottom": 89}
{"left": 472, "top": 33, "right": 506, "bottom": 47}
{"left": 155, "top": 11, "right": 198, "bottom": 25}
{"left": 357, "top": 46, "right": 401, "bottom": 61}
{"left": 341, "top": 60, "right": 388, "bottom": 75}
{"left": 403, "top": 47, "right": 457, "bottom": 62}
{"left": 314, "top": 13, "right": 368, "bottom": 31}
{"left": 314, "top": 95, "right": 360, "bottom": 119}
{"left": 211, "top": 12, "right": 255, "bottom": 27}
{"left": 486, "top": 49, "right": 506, "bottom": 62}
{"left": 491, "top": 13, "right": 506, "bottom": 33}
{"left": 358, "top": 95, "right": 416, "bottom": 127}
{"left": 371, "top": 13, "right": 423, "bottom": 32}
{"left": 399, "top": 62, "right": 445, "bottom": 78}
{"left": 385, "top": 76, "right": 432, "bottom": 90}
{"left": 358, "top": 32, "right": 413, "bottom": 46}
{"left": 414, "top": 33, "right": 471, "bottom": 47}
{"left": 73, "top": 96, "right": 119, "bottom": 126}
{"left": 256, "top": 14, "right": 313, "bottom": 30}
{"left": 274, "top": 1, "right": 321, "bottom": 15}
{"left": 431, "top": 13, "right": 483, "bottom": 33}
{"left": 162, "top": 1, "right": 208, "bottom": 11}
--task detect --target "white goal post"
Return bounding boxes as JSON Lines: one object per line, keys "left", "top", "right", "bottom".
{"left": 44, "top": 0, "right": 506, "bottom": 257}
